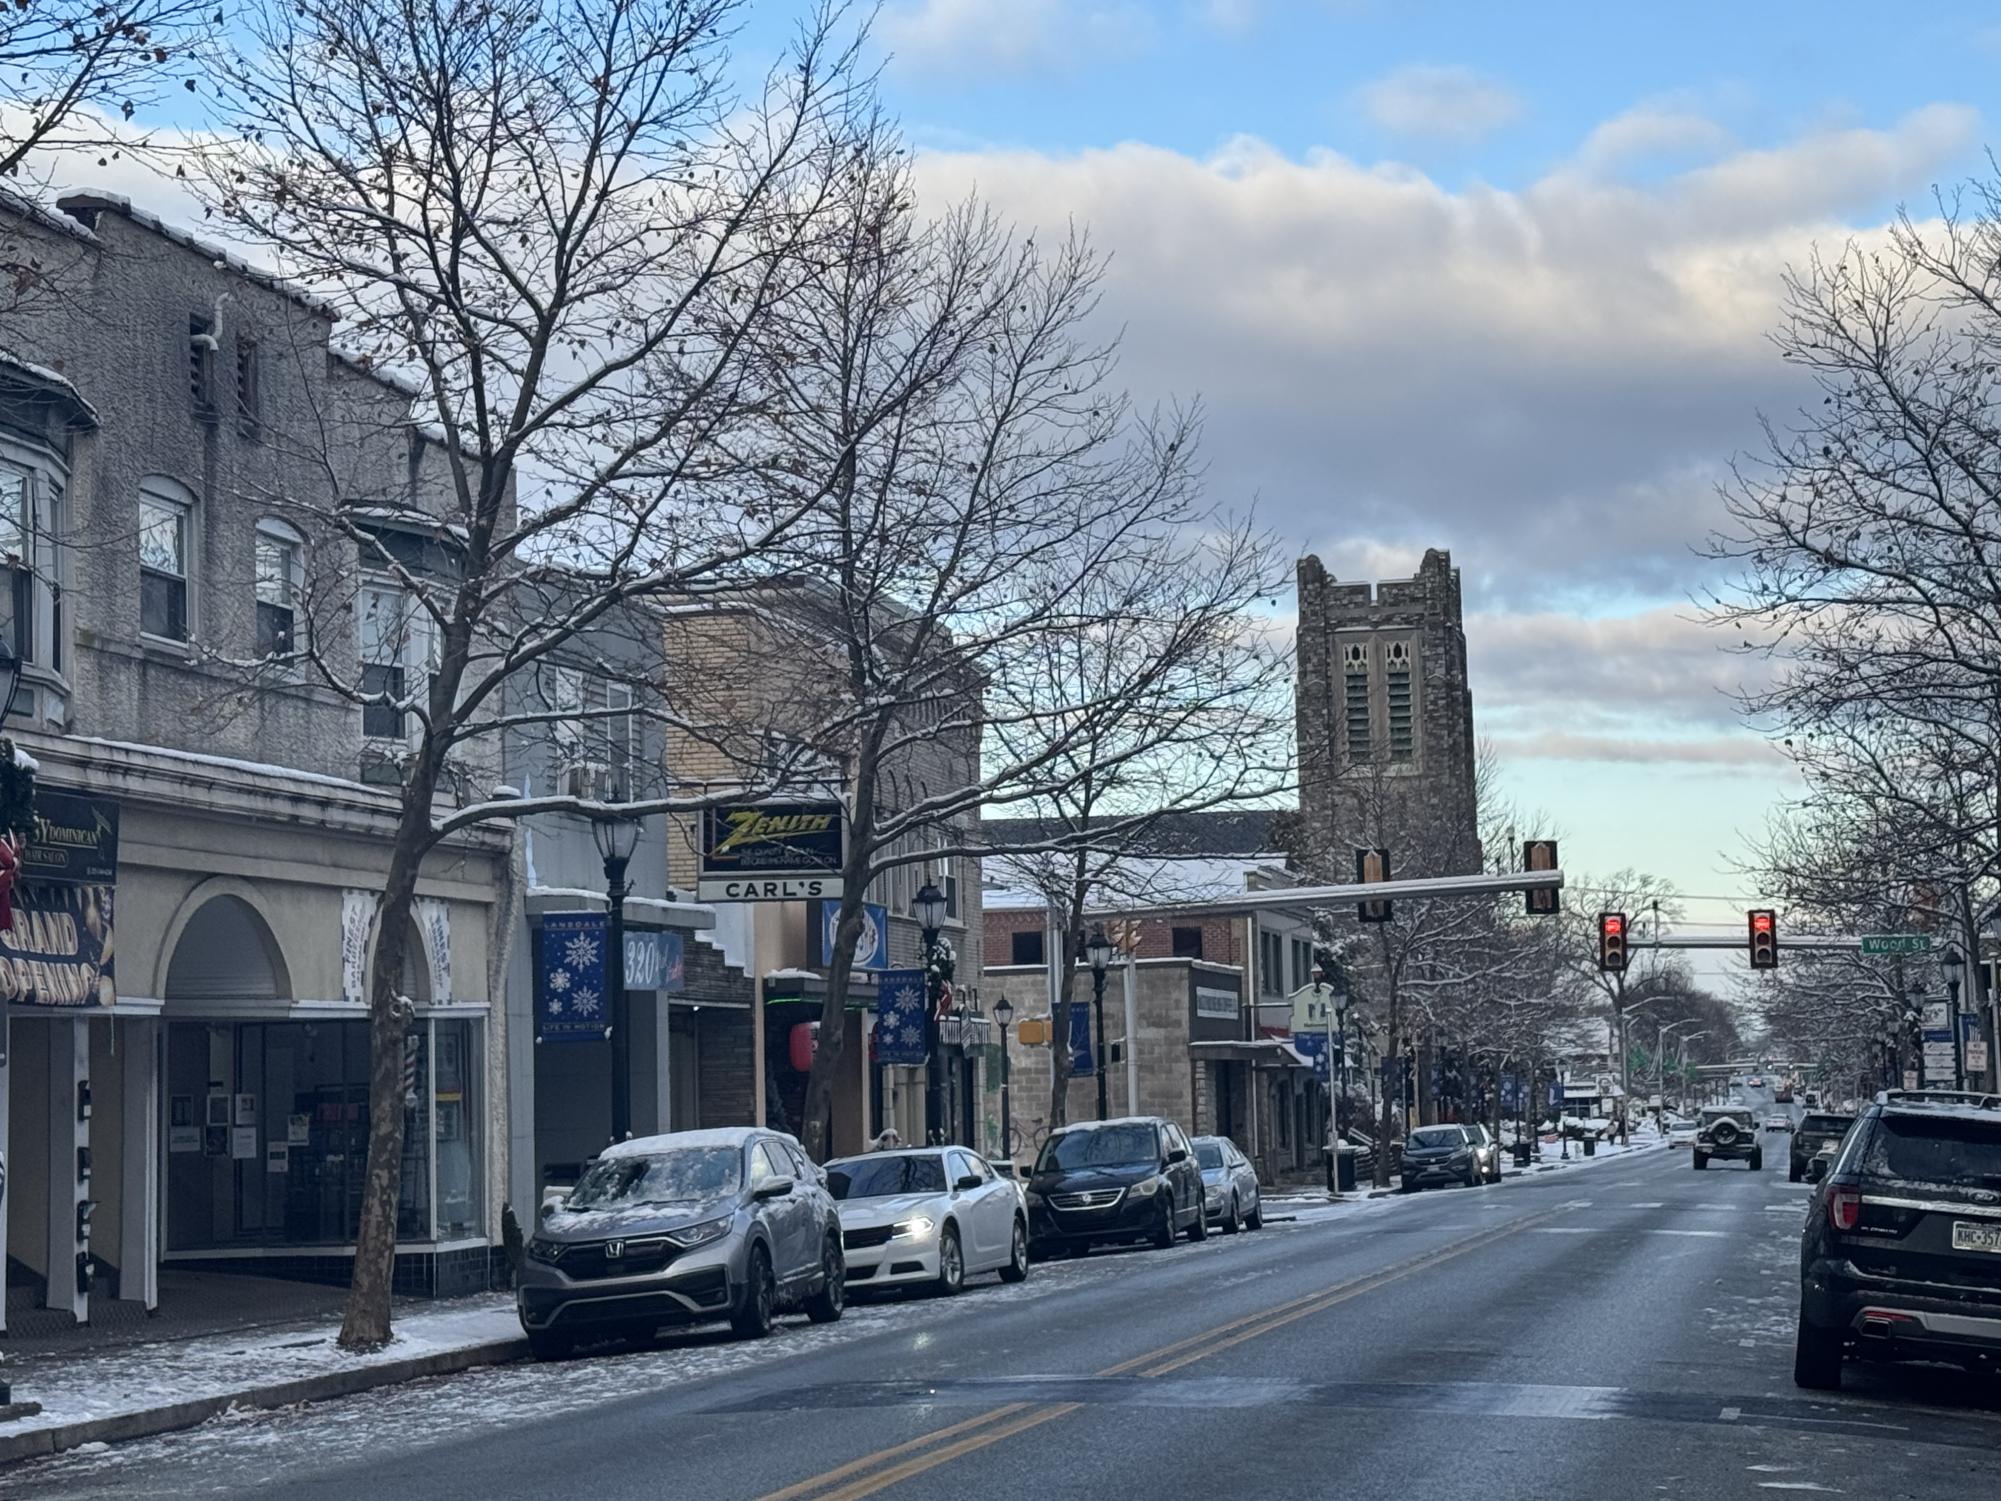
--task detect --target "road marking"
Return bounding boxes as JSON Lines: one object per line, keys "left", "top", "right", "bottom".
{"left": 1630, "top": 1202, "right": 1665, "bottom": 1209}
{"left": 1650, "top": 1229, "right": 1730, "bottom": 1237}
{"left": 1530, "top": 1226, "right": 1601, "bottom": 1234}
{"left": 1720, "top": 1406, "right": 1742, "bottom": 1421}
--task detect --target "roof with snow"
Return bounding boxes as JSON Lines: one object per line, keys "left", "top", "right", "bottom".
{"left": 982, "top": 849, "right": 1297, "bottom": 913}
{"left": 56, "top": 191, "right": 335, "bottom": 317}
{"left": 0, "top": 348, "right": 98, "bottom": 427}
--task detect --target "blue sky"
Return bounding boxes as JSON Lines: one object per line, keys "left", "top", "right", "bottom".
{"left": 745, "top": 0, "right": 1994, "bottom": 931}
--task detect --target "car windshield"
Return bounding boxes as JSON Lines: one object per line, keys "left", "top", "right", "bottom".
{"left": 824, "top": 1154, "right": 947, "bottom": 1200}
{"left": 1864, "top": 1114, "right": 2001, "bottom": 1186}
{"left": 566, "top": 1146, "right": 740, "bottom": 1209}
{"left": 1194, "top": 1142, "right": 1226, "bottom": 1170}
{"left": 1408, "top": 1127, "right": 1463, "bottom": 1150}
{"left": 1801, "top": 1115, "right": 1852, "bottom": 1134}
{"left": 1037, "top": 1124, "right": 1158, "bottom": 1173}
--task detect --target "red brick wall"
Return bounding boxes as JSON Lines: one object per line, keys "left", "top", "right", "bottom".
{"left": 981, "top": 908, "right": 1245, "bottom": 969}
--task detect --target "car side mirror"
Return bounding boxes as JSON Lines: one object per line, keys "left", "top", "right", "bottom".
{"left": 753, "top": 1176, "right": 794, "bottom": 1201}
{"left": 954, "top": 1173, "right": 982, "bottom": 1192}
{"left": 538, "top": 1199, "right": 557, "bottom": 1220}
{"left": 1167, "top": 1148, "right": 1188, "bottom": 1164}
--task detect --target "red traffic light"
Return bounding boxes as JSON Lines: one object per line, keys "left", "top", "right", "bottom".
{"left": 1751, "top": 912, "right": 1773, "bottom": 934}
{"left": 1748, "top": 908, "right": 1778, "bottom": 969}
{"left": 1604, "top": 915, "right": 1624, "bottom": 936}
{"left": 1597, "top": 911, "right": 1628, "bottom": 973}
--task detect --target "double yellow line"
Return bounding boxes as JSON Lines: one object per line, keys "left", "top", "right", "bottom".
{"left": 756, "top": 1206, "right": 1559, "bottom": 1501}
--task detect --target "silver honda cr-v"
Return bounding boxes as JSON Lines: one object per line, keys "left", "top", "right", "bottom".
{"left": 517, "top": 1127, "right": 845, "bottom": 1359}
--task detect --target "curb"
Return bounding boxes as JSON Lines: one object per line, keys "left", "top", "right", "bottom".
{"left": 0, "top": 1334, "right": 528, "bottom": 1467}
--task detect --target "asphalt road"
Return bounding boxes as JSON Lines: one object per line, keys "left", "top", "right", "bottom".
{"left": 14, "top": 1132, "right": 2001, "bottom": 1500}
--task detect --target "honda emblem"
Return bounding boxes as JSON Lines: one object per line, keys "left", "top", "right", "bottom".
{"left": 605, "top": 1240, "right": 623, "bottom": 1259}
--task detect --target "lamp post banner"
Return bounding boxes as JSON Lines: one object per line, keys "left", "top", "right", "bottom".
{"left": 1069, "top": 991, "right": 1095, "bottom": 1078}
{"left": 537, "top": 912, "right": 608, "bottom": 1043}
{"left": 875, "top": 968, "right": 929, "bottom": 1065}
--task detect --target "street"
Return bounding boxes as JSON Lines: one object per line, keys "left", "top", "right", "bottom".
{"left": 14, "top": 1141, "right": 2001, "bottom": 1500}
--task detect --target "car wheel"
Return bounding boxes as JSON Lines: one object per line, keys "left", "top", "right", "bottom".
{"left": 1788, "top": 1165, "right": 1800, "bottom": 1183}
{"left": 1793, "top": 1308, "right": 1844, "bottom": 1390}
{"left": 1152, "top": 1198, "right": 1177, "bottom": 1249}
{"left": 1000, "top": 1217, "right": 1030, "bottom": 1283}
{"left": 526, "top": 1327, "right": 575, "bottom": 1362}
{"left": 935, "top": 1224, "right": 965, "bottom": 1295}
{"left": 805, "top": 1235, "right": 846, "bottom": 1324}
{"left": 1750, "top": 1150, "right": 1764, "bottom": 1171}
{"left": 1693, "top": 1153, "right": 1708, "bottom": 1170}
{"left": 1464, "top": 1163, "right": 1479, "bottom": 1189}
{"left": 1223, "top": 1195, "right": 1240, "bottom": 1234}
{"left": 1245, "top": 1195, "right": 1263, "bottom": 1230}
{"left": 1186, "top": 1197, "right": 1208, "bottom": 1241}
{"left": 730, "top": 1243, "right": 776, "bottom": 1339}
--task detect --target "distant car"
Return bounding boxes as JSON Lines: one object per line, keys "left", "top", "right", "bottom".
{"left": 1764, "top": 1115, "right": 1796, "bottom": 1133}
{"left": 1400, "top": 1125, "right": 1486, "bottom": 1191}
{"left": 1795, "top": 1090, "right": 2001, "bottom": 1389}
{"left": 518, "top": 1128, "right": 845, "bottom": 1360}
{"left": 1463, "top": 1123, "right": 1504, "bottom": 1183}
{"left": 824, "top": 1147, "right": 1027, "bottom": 1294}
{"left": 1694, "top": 1105, "right": 1762, "bottom": 1171}
{"left": 1025, "top": 1117, "right": 1206, "bottom": 1257}
{"left": 1666, "top": 1119, "right": 1698, "bottom": 1148}
{"left": 1803, "top": 1090, "right": 1822, "bottom": 1110}
{"left": 1790, "top": 1112, "right": 1855, "bottom": 1183}
{"left": 1748, "top": 1076, "right": 1765, "bottom": 1088}
{"left": 1776, "top": 1087, "right": 1795, "bottom": 1104}
{"left": 1191, "top": 1135, "right": 1263, "bottom": 1232}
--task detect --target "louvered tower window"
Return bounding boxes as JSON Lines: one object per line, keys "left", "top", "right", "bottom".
{"left": 1343, "top": 641, "right": 1371, "bottom": 764}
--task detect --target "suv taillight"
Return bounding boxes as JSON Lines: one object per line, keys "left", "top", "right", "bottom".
{"left": 1827, "top": 1185, "right": 1861, "bottom": 1232}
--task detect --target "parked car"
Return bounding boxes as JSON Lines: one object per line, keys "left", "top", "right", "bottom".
{"left": 1192, "top": 1135, "right": 1263, "bottom": 1232}
{"left": 823, "top": 1146, "right": 1027, "bottom": 1294}
{"left": 1694, "top": 1105, "right": 1762, "bottom": 1171}
{"left": 1790, "top": 1112, "right": 1855, "bottom": 1183}
{"left": 1400, "top": 1125, "right": 1486, "bottom": 1191}
{"left": 1462, "top": 1123, "right": 1504, "bottom": 1182}
{"left": 517, "top": 1128, "right": 845, "bottom": 1360}
{"left": 1666, "top": 1118, "right": 1698, "bottom": 1149}
{"left": 1025, "top": 1117, "right": 1206, "bottom": 1257}
{"left": 1795, "top": 1090, "right": 2001, "bottom": 1389}
{"left": 1764, "top": 1115, "right": 1796, "bottom": 1133}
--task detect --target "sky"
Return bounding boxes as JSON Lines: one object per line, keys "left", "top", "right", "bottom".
{"left": 725, "top": 0, "right": 1999, "bottom": 944}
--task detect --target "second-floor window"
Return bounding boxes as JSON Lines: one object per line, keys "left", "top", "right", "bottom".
{"left": 139, "top": 480, "right": 192, "bottom": 642}
{"left": 0, "top": 466, "right": 32, "bottom": 665}
{"left": 359, "top": 581, "right": 437, "bottom": 742}
{"left": 551, "top": 668, "right": 638, "bottom": 798}
{"left": 255, "top": 522, "right": 302, "bottom": 658}
{"left": 1171, "top": 926, "right": 1204, "bottom": 960}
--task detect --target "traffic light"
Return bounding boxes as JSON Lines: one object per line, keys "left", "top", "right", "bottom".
{"left": 1355, "top": 847, "right": 1392, "bottom": 924}
{"left": 1523, "top": 839, "right": 1558, "bottom": 916}
{"left": 1748, "top": 908, "right": 1778, "bottom": 969}
{"left": 1597, "top": 912, "right": 1627, "bottom": 973}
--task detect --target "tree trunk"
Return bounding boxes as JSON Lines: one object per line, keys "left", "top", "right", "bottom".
{"left": 799, "top": 853, "right": 872, "bottom": 1162}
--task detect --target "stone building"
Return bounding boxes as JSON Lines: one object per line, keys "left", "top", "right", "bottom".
{"left": 1294, "top": 548, "right": 1479, "bottom": 873}
{"left": 0, "top": 190, "right": 512, "bottom": 1334}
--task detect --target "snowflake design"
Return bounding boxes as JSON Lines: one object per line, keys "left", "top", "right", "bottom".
{"left": 546, "top": 995, "right": 565, "bottom": 1016}
{"left": 564, "top": 933, "right": 601, "bottom": 969}
{"left": 547, "top": 969, "right": 572, "bottom": 993}
{"left": 572, "top": 988, "right": 601, "bottom": 1016}
{"left": 899, "top": 1025, "right": 921, "bottom": 1047}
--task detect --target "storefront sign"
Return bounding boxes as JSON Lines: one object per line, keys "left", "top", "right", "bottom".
{"left": 819, "top": 900, "right": 889, "bottom": 971}
{"left": 875, "top": 967, "right": 929, "bottom": 1065}
{"left": 697, "top": 802, "right": 845, "bottom": 902}
{"left": 0, "top": 791, "right": 120, "bottom": 1008}
{"left": 1196, "top": 985, "right": 1240, "bottom": 1021}
{"left": 537, "top": 912, "right": 609, "bottom": 1043}
{"left": 622, "top": 930, "right": 684, "bottom": 992}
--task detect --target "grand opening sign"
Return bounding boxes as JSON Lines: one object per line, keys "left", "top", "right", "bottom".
{"left": 1, "top": 790, "right": 120, "bottom": 1007}
{"left": 697, "top": 802, "right": 846, "bottom": 902}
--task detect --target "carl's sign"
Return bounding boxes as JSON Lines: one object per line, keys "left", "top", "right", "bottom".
{"left": 698, "top": 802, "right": 846, "bottom": 902}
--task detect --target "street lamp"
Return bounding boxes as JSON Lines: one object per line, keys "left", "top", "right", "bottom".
{"left": 1086, "top": 923, "right": 1114, "bottom": 1121}
{"left": 915, "top": 879, "right": 948, "bottom": 1143}
{"left": 1942, "top": 946, "right": 1966, "bottom": 1089}
{"left": 591, "top": 812, "right": 643, "bottom": 1144}
{"left": 992, "top": 994, "right": 1014, "bottom": 1165}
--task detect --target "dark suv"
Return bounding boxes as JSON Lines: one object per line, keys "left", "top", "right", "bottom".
{"left": 1025, "top": 1117, "right": 1206, "bottom": 1257}
{"left": 1400, "top": 1125, "right": 1484, "bottom": 1191}
{"left": 1694, "top": 1105, "right": 1761, "bottom": 1171}
{"left": 1790, "top": 1111, "right": 1855, "bottom": 1183}
{"left": 1795, "top": 1090, "right": 2001, "bottom": 1389}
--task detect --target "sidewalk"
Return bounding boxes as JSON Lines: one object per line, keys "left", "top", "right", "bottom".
{"left": 0, "top": 1293, "right": 525, "bottom": 1465}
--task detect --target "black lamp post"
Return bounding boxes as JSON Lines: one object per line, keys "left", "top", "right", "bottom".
{"left": 1086, "top": 924, "right": 1114, "bottom": 1120}
{"left": 1943, "top": 946, "right": 1966, "bottom": 1090}
{"left": 993, "top": 993, "right": 1014, "bottom": 1165}
{"left": 592, "top": 812, "right": 643, "bottom": 1143}
{"left": 916, "top": 878, "right": 947, "bottom": 1144}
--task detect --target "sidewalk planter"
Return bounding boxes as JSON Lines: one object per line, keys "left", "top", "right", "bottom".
{"left": 1582, "top": 1137, "right": 1596, "bottom": 1157}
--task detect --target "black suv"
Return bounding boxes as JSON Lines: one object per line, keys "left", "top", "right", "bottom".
{"left": 1790, "top": 1111, "right": 1855, "bottom": 1183}
{"left": 1795, "top": 1090, "right": 2001, "bottom": 1389}
{"left": 1694, "top": 1105, "right": 1761, "bottom": 1171}
{"left": 1025, "top": 1117, "right": 1206, "bottom": 1257}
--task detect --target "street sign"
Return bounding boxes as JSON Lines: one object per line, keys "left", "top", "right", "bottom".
{"left": 1861, "top": 934, "right": 1932, "bottom": 956}
{"left": 1968, "top": 1040, "right": 1990, "bottom": 1073}
{"left": 1923, "top": 1003, "right": 1951, "bottom": 1030}
{"left": 1903, "top": 1069, "right": 1921, "bottom": 1091}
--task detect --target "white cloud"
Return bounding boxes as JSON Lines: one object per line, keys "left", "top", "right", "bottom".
{"left": 1573, "top": 103, "right": 1736, "bottom": 175}
{"left": 1195, "top": 0, "right": 1260, "bottom": 31}
{"left": 1355, "top": 63, "right": 1523, "bottom": 142}
{"left": 878, "top": 0, "right": 1152, "bottom": 76}
{"left": 1485, "top": 731, "right": 1785, "bottom": 767}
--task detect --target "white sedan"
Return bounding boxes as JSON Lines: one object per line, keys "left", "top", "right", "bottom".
{"left": 1763, "top": 1115, "right": 1795, "bottom": 1133}
{"left": 824, "top": 1147, "right": 1029, "bottom": 1294}
{"left": 1666, "top": 1119, "right": 1698, "bottom": 1148}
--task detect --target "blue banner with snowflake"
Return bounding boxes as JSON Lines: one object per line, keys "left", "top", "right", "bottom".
{"left": 537, "top": 912, "right": 609, "bottom": 1043}
{"left": 875, "top": 967, "right": 930, "bottom": 1066}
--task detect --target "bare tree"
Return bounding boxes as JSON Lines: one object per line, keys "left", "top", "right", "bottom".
{"left": 193, "top": 0, "right": 881, "bottom": 1348}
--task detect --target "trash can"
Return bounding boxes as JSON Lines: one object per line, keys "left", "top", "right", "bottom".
{"left": 1336, "top": 1145, "right": 1357, "bottom": 1192}
{"left": 1512, "top": 1141, "right": 1532, "bottom": 1167}
{"left": 1582, "top": 1135, "right": 1596, "bottom": 1157}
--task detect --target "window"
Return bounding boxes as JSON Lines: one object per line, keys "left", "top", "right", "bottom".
{"left": 1171, "top": 926, "right": 1204, "bottom": 960}
{"left": 0, "top": 466, "right": 31, "bottom": 666}
{"left": 139, "top": 482, "right": 191, "bottom": 642}
{"left": 550, "top": 667, "right": 639, "bottom": 797}
{"left": 1259, "top": 930, "right": 1283, "bottom": 994}
{"left": 236, "top": 336, "right": 261, "bottom": 437}
{"left": 189, "top": 315, "right": 215, "bottom": 413}
{"left": 749, "top": 1142, "right": 786, "bottom": 1186}
{"left": 254, "top": 521, "right": 302, "bottom": 658}
{"left": 944, "top": 869, "right": 960, "bottom": 921}
{"left": 1386, "top": 638, "right": 1415, "bottom": 761}
{"left": 1292, "top": 938, "right": 1313, "bottom": 992}
{"left": 359, "top": 581, "right": 438, "bottom": 741}
{"left": 1010, "top": 930, "right": 1045, "bottom": 966}
{"left": 1342, "top": 640, "right": 1371, "bottom": 764}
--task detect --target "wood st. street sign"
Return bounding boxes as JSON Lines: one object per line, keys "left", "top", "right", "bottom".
{"left": 1860, "top": 934, "right": 1932, "bottom": 956}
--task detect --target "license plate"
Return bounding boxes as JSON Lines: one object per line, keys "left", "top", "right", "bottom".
{"left": 1952, "top": 1221, "right": 2001, "bottom": 1254}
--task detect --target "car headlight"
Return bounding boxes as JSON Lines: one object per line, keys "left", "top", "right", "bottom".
{"left": 664, "top": 1216, "right": 733, "bottom": 1250}
{"left": 891, "top": 1216, "right": 936, "bottom": 1240}
{"left": 1474, "top": 1146, "right": 1493, "bottom": 1161}
{"left": 526, "top": 1237, "right": 568, "bottom": 1265}
{"left": 1128, "top": 1175, "right": 1163, "bottom": 1198}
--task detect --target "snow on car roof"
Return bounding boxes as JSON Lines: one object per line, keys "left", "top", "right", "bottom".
{"left": 824, "top": 1147, "right": 948, "bottom": 1165}
{"left": 1050, "top": 1116, "right": 1160, "bottom": 1133}
{"left": 601, "top": 1127, "right": 768, "bottom": 1159}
